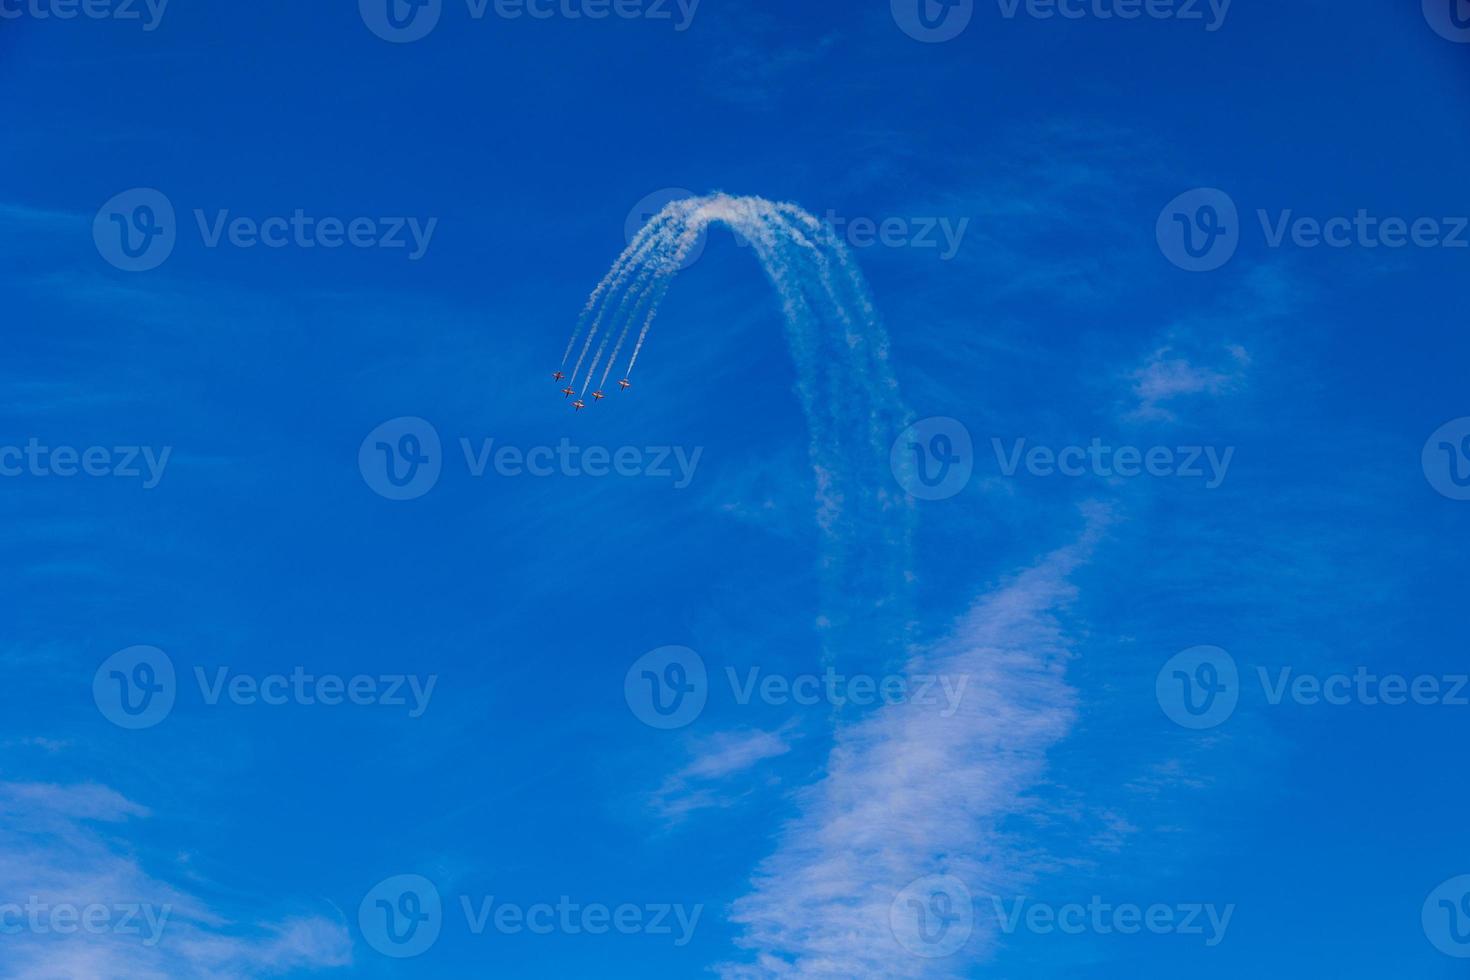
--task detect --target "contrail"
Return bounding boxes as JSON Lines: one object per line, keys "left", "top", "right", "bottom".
{"left": 623, "top": 210, "right": 707, "bottom": 379}
{"left": 596, "top": 229, "right": 695, "bottom": 391}
{"left": 573, "top": 193, "right": 916, "bottom": 673}
{"left": 569, "top": 193, "right": 1101, "bottom": 980}
{"left": 582, "top": 249, "right": 667, "bottom": 394}
{"left": 561, "top": 209, "right": 678, "bottom": 371}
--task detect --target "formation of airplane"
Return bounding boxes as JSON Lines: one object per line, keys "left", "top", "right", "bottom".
{"left": 552, "top": 373, "right": 631, "bottom": 410}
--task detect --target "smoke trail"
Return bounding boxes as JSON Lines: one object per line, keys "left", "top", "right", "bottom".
{"left": 575, "top": 194, "right": 1097, "bottom": 980}
{"left": 561, "top": 209, "right": 679, "bottom": 375}
{"left": 624, "top": 210, "right": 704, "bottom": 378}
{"left": 596, "top": 239, "right": 689, "bottom": 391}
{"left": 576, "top": 193, "right": 916, "bottom": 671}
{"left": 582, "top": 251, "right": 667, "bottom": 395}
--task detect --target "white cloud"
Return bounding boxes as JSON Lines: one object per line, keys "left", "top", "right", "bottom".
{"left": 650, "top": 727, "right": 795, "bottom": 824}
{"left": 719, "top": 511, "right": 1108, "bottom": 978}
{"left": 0, "top": 781, "right": 351, "bottom": 979}
{"left": 1126, "top": 344, "right": 1249, "bottom": 422}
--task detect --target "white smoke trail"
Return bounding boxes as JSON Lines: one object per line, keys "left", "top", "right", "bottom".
{"left": 624, "top": 205, "right": 708, "bottom": 378}
{"left": 561, "top": 209, "right": 679, "bottom": 377}
{"left": 575, "top": 194, "right": 1103, "bottom": 980}
{"left": 596, "top": 238, "right": 690, "bottom": 391}
{"left": 576, "top": 194, "right": 916, "bottom": 672}
{"left": 582, "top": 251, "right": 667, "bottom": 395}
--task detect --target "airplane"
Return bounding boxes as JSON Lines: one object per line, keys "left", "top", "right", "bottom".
{"left": 560, "top": 386, "right": 575, "bottom": 398}
{"left": 617, "top": 379, "right": 631, "bottom": 391}
{"left": 552, "top": 371, "right": 565, "bottom": 382}
{"left": 591, "top": 390, "right": 605, "bottom": 401}
{"left": 572, "top": 399, "right": 586, "bottom": 411}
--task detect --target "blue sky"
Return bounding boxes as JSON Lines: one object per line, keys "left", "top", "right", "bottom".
{"left": 4, "top": 1, "right": 1470, "bottom": 977}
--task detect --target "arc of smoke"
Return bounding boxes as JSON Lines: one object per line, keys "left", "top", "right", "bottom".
{"left": 581, "top": 248, "right": 670, "bottom": 395}
{"left": 572, "top": 193, "right": 914, "bottom": 656}
{"left": 595, "top": 223, "right": 698, "bottom": 391}
{"left": 561, "top": 209, "right": 681, "bottom": 375}
{"left": 622, "top": 208, "right": 717, "bottom": 378}
{"left": 568, "top": 194, "right": 1094, "bottom": 980}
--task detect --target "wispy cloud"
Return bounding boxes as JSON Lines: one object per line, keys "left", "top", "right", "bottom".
{"left": 1125, "top": 342, "right": 1250, "bottom": 422}
{"left": 720, "top": 509, "right": 1109, "bottom": 978}
{"left": 0, "top": 781, "right": 351, "bottom": 979}
{"left": 0, "top": 200, "right": 82, "bottom": 231}
{"left": 650, "top": 727, "right": 795, "bottom": 824}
